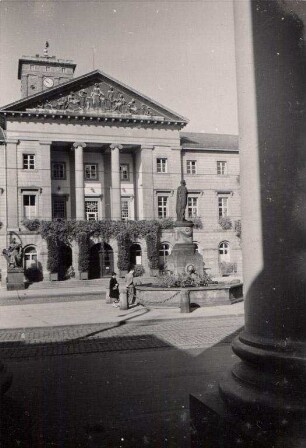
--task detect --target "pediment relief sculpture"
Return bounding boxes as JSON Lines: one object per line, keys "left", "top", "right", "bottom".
{"left": 30, "top": 82, "right": 159, "bottom": 117}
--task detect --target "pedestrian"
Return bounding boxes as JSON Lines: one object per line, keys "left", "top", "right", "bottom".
{"left": 109, "top": 272, "right": 120, "bottom": 307}
{"left": 125, "top": 267, "right": 135, "bottom": 305}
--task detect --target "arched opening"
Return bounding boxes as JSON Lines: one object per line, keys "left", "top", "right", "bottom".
{"left": 130, "top": 243, "right": 142, "bottom": 266}
{"left": 89, "top": 242, "right": 114, "bottom": 279}
{"left": 24, "top": 246, "right": 37, "bottom": 270}
{"left": 159, "top": 242, "right": 171, "bottom": 269}
{"left": 24, "top": 245, "right": 42, "bottom": 282}
{"left": 219, "top": 241, "right": 230, "bottom": 263}
{"left": 59, "top": 244, "right": 72, "bottom": 280}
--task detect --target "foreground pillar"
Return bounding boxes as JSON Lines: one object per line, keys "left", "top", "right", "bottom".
{"left": 220, "top": 0, "right": 306, "bottom": 422}
{"left": 73, "top": 142, "right": 86, "bottom": 220}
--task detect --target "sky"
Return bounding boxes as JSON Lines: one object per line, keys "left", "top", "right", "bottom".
{"left": 0, "top": 0, "right": 238, "bottom": 134}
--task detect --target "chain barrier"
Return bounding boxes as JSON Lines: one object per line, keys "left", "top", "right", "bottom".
{"left": 138, "top": 290, "right": 181, "bottom": 306}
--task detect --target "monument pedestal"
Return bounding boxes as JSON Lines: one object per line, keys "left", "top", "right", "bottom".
{"left": 6, "top": 267, "right": 25, "bottom": 291}
{"left": 166, "top": 221, "right": 204, "bottom": 275}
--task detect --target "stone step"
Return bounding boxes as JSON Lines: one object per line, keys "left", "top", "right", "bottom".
{"left": 26, "top": 277, "right": 155, "bottom": 290}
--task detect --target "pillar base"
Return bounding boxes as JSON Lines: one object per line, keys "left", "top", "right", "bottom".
{"left": 190, "top": 392, "right": 306, "bottom": 448}
{"left": 219, "top": 331, "right": 306, "bottom": 420}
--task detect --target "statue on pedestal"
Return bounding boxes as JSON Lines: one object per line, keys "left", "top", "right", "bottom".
{"left": 2, "top": 238, "right": 23, "bottom": 269}
{"left": 176, "top": 180, "right": 188, "bottom": 222}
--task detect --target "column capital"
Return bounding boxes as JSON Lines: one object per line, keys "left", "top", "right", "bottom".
{"left": 6, "top": 139, "right": 19, "bottom": 145}
{"left": 171, "top": 146, "right": 182, "bottom": 151}
{"left": 39, "top": 141, "right": 52, "bottom": 146}
{"left": 110, "top": 143, "right": 123, "bottom": 150}
{"left": 72, "top": 142, "right": 86, "bottom": 149}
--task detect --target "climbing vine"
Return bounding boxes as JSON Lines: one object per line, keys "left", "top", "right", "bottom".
{"left": 22, "top": 218, "right": 175, "bottom": 272}
{"left": 77, "top": 232, "right": 90, "bottom": 273}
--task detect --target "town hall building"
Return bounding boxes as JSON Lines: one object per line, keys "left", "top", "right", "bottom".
{"left": 0, "top": 50, "right": 241, "bottom": 284}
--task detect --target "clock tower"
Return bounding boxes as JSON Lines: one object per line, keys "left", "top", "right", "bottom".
{"left": 18, "top": 44, "right": 76, "bottom": 98}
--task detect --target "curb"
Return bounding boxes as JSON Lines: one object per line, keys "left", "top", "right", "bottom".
{"left": 0, "top": 312, "right": 245, "bottom": 332}
{"left": 0, "top": 288, "right": 107, "bottom": 301}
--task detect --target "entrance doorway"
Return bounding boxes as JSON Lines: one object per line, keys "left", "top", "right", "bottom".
{"left": 59, "top": 244, "right": 72, "bottom": 280}
{"left": 89, "top": 242, "right": 114, "bottom": 278}
{"left": 130, "top": 243, "right": 142, "bottom": 266}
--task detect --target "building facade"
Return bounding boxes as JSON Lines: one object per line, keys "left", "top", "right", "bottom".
{"left": 0, "top": 53, "right": 241, "bottom": 284}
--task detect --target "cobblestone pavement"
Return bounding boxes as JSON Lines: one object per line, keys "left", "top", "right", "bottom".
{"left": 0, "top": 315, "right": 244, "bottom": 359}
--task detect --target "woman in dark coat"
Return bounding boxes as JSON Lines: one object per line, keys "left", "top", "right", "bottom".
{"left": 109, "top": 272, "right": 120, "bottom": 307}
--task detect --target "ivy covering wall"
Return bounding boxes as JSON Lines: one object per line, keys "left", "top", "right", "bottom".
{"left": 22, "top": 218, "right": 176, "bottom": 273}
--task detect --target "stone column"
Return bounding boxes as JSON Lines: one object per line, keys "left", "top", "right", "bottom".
{"left": 138, "top": 146, "right": 154, "bottom": 220}
{"left": 6, "top": 139, "right": 19, "bottom": 229}
{"left": 39, "top": 141, "right": 52, "bottom": 220}
{"left": 110, "top": 144, "right": 122, "bottom": 220}
{"left": 73, "top": 142, "right": 86, "bottom": 220}
{"left": 220, "top": 0, "right": 306, "bottom": 424}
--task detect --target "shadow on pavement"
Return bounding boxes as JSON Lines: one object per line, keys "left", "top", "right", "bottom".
{"left": 0, "top": 323, "right": 243, "bottom": 448}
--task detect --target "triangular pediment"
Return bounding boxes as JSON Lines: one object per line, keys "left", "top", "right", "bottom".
{"left": 1, "top": 70, "right": 188, "bottom": 125}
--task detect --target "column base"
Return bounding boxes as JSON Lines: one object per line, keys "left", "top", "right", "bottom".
{"left": 190, "top": 392, "right": 306, "bottom": 448}
{"left": 219, "top": 331, "right": 306, "bottom": 420}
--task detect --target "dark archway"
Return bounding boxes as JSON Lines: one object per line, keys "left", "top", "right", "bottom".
{"left": 59, "top": 244, "right": 72, "bottom": 281}
{"left": 89, "top": 243, "right": 114, "bottom": 279}
{"left": 130, "top": 243, "right": 142, "bottom": 266}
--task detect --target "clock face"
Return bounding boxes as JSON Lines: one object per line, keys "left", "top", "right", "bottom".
{"left": 43, "top": 77, "right": 54, "bottom": 88}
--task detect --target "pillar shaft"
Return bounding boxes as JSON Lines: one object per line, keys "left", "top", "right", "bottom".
{"left": 220, "top": 0, "right": 306, "bottom": 419}
{"left": 73, "top": 142, "right": 86, "bottom": 220}
{"left": 110, "top": 144, "right": 122, "bottom": 220}
{"left": 6, "top": 140, "right": 19, "bottom": 229}
{"left": 40, "top": 141, "right": 52, "bottom": 220}
{"left": 138, "top": 146, "right": 154, "bottom": 220}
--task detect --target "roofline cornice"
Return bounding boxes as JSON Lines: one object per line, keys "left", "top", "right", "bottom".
{"left": 0, "top": 110, "right": 187, "bottom": 128}
{"left": 182, "top": 146, "right": 239, "bottom": 152}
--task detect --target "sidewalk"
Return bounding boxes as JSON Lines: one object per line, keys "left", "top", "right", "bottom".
{"left": 0, "top": 297, "right": 244, "bottom": 330}
{"left": 0, "top": 284, "right": 107, "bottom": 301}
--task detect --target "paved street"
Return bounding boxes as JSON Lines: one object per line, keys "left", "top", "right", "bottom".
{"left": 0, "top": 314, "right": 243, "bottom": 359}
{"left": 0, "top": 310, "right": 243, "bottom": 448}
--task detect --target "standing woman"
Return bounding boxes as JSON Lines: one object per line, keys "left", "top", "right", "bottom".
{"left": 109, "top": 272, "right": 120, "bottom": 307}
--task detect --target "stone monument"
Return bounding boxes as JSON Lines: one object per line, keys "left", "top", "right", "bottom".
{"left": 2, "top": 236, "right": 25, "bottom": 290}
{"left": 166, "top": 180, "right": 204, "bottom": 275}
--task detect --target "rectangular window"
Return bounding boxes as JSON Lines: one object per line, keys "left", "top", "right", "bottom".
{"left": 121, "top": 199, "right": 129, "bottom": 221}
{"left": 218, "top": 196, "right": 228, "bottom": 218}
{"left": 186, "top": 160, "right": 197, "bottom": 175}
{"left": 157, "top": 196, "right": 168, "bottom": 218}
{"left": 187, "top": 197, "right": 198, "bottom": 218}
{"left": 23, "top": 195, "right": 36, "bottom": 218}
{"left": 217, "top": 161, "right": 227, "bottom": 175}
{"left": 85, "top": 201, "right": 99, "bottom": 221}
{"left": 156, "top": 158, "right": 168, "bottom": 173}
{"left": 84, "top": 164, "right": 98, "bottom": 180}
{"left": 23, "top": 154, "right": 35, "bottom": 170}
{"left": 52, "top": 197, "right": 66, "bottom": 219}
{"left": 51, "top": 162, "right": 66, "bottom": 180}
{"left": 120, "top": 164, "right": 129, "bottom": 181}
